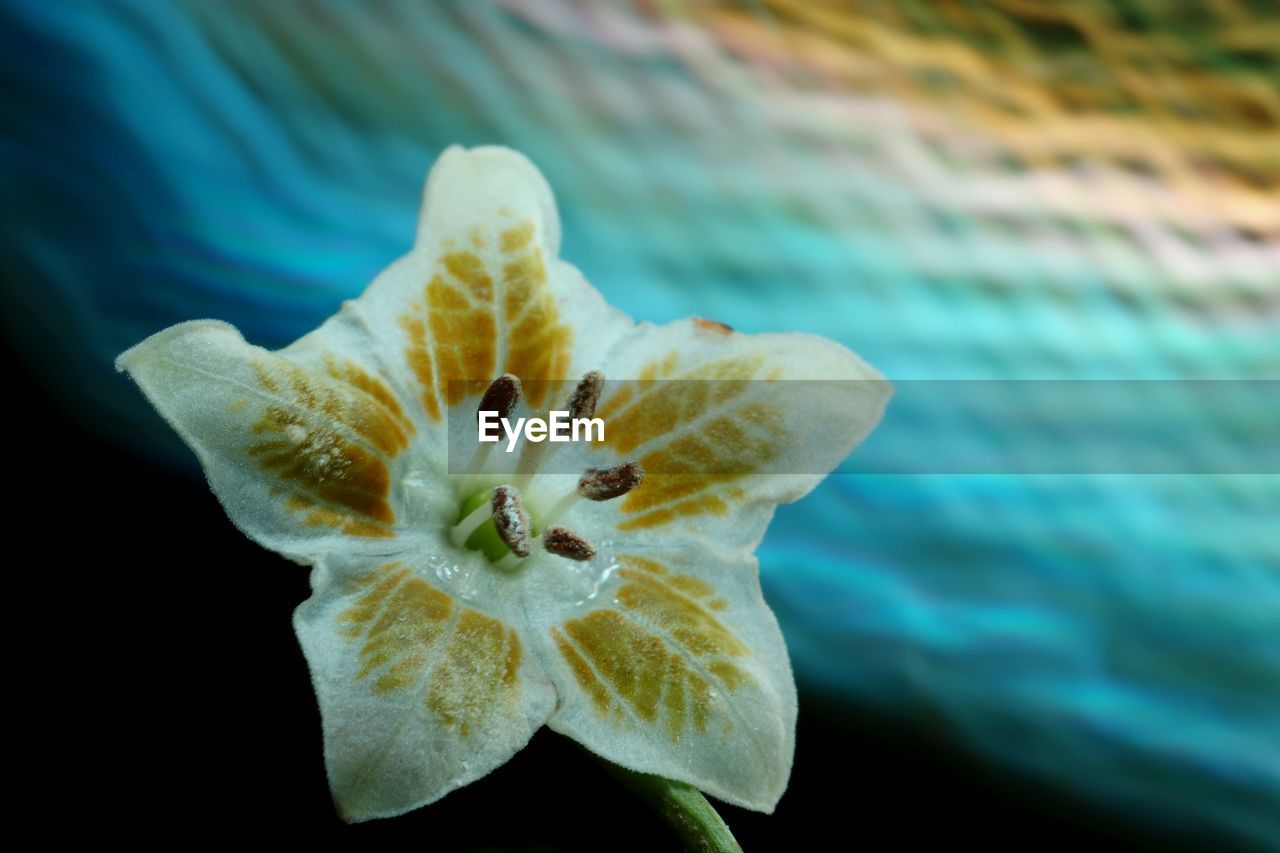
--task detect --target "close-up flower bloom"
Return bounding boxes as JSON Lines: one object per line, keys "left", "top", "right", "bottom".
{"left": 117, "top": 145, "right": 889, "bottom": 822}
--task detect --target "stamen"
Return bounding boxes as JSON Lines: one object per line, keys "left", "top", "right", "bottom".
{"left": 516, "top": 371, "right": 606, "bottom": 477}
{"left": 542, "top": 526, "right": 596, "bottom": 561}
{"left": 578, "top": 461, "right": 645, "bottom": 501}
{"left": 467, "top": 374, "right": 522, "bottom": 476}
{"left": 491, "top": 485, "right": 532, "bottom": 558}
{"left": 479, "top": 373, "right": 522, "bottom": 418}
{"left": 567, "top": 370, "right": 604, "bottom": 420}
{"left": 542, "top": 460, "right": 645, "bottom": 526}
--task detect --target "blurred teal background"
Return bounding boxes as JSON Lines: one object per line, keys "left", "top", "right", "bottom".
{"left": 3, "top": 1, "right": 1276, "bottom": 845}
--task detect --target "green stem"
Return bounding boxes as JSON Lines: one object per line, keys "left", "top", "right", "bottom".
{"left": 595, "top": 756, "right": 744, "bottom": 853}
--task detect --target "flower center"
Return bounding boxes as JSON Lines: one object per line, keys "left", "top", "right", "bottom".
{"left": 449, "top": 372, "right": 643, "bottom": 569}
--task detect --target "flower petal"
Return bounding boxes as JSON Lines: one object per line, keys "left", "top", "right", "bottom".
{"left": 584, "top": 318, "right": 890, "bottom": 549}
{"left": 334, "top": 146, "right": 631, "bottom": 421}
{"left": 117, "top": 320, "right": 416, "bottom": 561}
{"left": 295, "top": 561, "right": 556, "bottom": 822}
{"left": 521, "top": 547, "right": 795, "bottom": 812}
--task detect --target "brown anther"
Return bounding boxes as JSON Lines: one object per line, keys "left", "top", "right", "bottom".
{"left": 478, "top": 374, "right": 521, "bottom": 422}
{"left": 491, "top": 485, "right": 531, "bottom": 558}
{"left": 567, "top": 371, "right": 604, "bottom": 420}
{"left": 578, "top": 461, "right": 645, "bottom": 501}
{"left": 542, "top": 526, "right": 596, "bottom": 561}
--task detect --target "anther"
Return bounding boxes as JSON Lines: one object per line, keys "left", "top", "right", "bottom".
{"left": 567, "top": 371, "right": 604, "bottom": 420}
{"left": 578, "top": 461, "right": 645, "bottom": 501}
{"left": 468, "top": 374, "right": 522, "bottom": 476}
{"left": 542, "top": 526, "right": 596, "bottom": 561}
{"left": 478, "top": 373, "right": 521, "bottom": 421}
{"left": 516, "top": 370, "right": 606, "bottom": 477}
{"left": 541, "top": 460, "right": 645, "bottom": 526}
{"left": 491, "top": 485, "right": 532, "bottom": 558}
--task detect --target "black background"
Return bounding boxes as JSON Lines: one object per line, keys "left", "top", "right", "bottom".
{"left": 30, "top": 348, "right": 1209, "bottom": 851}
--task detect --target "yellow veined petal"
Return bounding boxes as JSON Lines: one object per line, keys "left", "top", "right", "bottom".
{"left": 550, "top": 557, "right": 753, "bottom": 743}
{"left": 347, "top": 147, "right": 629, "bottom": 421}
{"left": 297, "top": 561, "right": 555, "bottom": 822}
{"left": 522, "top": 548, "right": 795, "bottom": 812}
{"left": 338, "top": 564, "right": 524, "bottom": 732}
{"left": 117, "top": 321, "right": 414, "bottom": 558}
{"left": 590, "top": 318, "right": 890, "bottom": 544}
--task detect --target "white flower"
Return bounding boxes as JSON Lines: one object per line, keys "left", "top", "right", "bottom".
{"left": 117, "top": 146, "right": 889, "bottom": 822}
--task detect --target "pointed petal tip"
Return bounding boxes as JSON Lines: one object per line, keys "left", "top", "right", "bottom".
{"left": 115, "top": 319, "right": 243, "bottom": 374}
{"left": 418, "top": 145, "right": 561, "bottom": 254}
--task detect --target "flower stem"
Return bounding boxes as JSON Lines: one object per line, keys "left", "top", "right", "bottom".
{"left": 594, "top": 756, "right": 744, "bottom": 853}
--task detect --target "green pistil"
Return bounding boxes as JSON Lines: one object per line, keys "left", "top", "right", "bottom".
{"left": 457, "top": 490, "right": 509, "bottom": 562}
